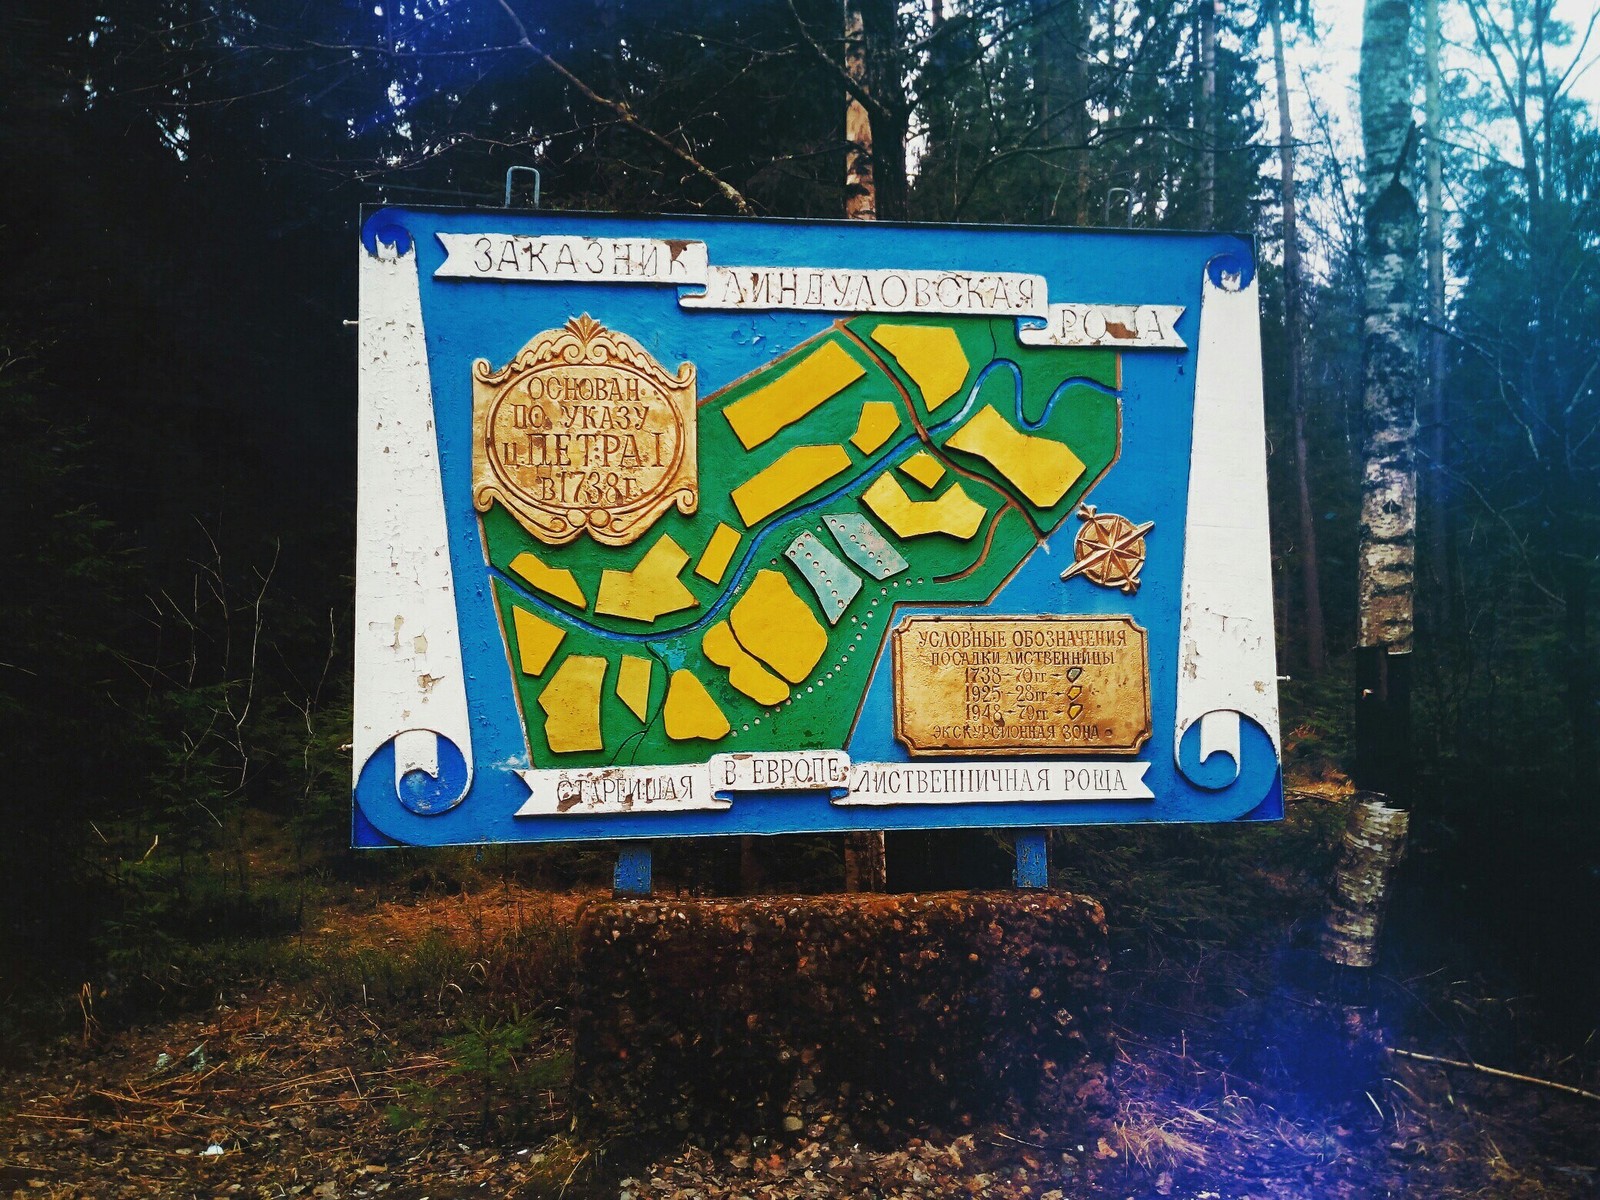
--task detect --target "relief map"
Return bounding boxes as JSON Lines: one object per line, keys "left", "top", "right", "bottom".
{"left": 481, "top": 313, "right": 1119, "bottom": 770}
{"left": 353, "top": 210, "right": 1282, "bottom": 843}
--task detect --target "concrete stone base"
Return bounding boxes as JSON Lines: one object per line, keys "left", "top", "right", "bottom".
{"left": 571, "top": 890, "right": 1110, "bottom": 1142}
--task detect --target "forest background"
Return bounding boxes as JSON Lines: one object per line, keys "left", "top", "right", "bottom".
{"left": 0, "top": 0, "right": 1597, "bottom": 1067}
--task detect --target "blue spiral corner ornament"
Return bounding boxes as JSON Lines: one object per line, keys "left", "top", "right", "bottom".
{"left": 355, "top": 730, "right": 471, "bottom": 817}
{"left": 1176, "top": 710, "right": 1278, "bottom": 803}
{"left": 1204, "top": 248, "right": 1255, "bottom": 292}
{"left": 361, "top": 210, "right": 414, "bottom": 258}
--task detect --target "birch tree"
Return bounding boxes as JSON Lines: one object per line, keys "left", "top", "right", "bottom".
{"left": 1324, "top": 0, "right": 1418, "bottom": 970}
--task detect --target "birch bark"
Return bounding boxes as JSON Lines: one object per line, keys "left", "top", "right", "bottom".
{"left": 1324, "top": 0, "right": 1419, "bottom": 970}
{"left": 1356, "top": 0, "right": 1419, "bottom": 656}
{"left": 843, "top": 0, "right": 877, "bottom": 222}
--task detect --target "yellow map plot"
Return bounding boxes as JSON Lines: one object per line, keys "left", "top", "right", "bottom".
{"left": 509, "top": 549, "right": 587, "bottom": 609}
{"left": 849, "top": 401, "right": 901, "bottom": 454}
{"left": 729, "top": 569, "right": 828, "bottom": 683}
{"left": 900, "top": 451, "right": 947, "bottom": 489}
{"left": 616, "top": 655, "right": 653, "bottom": 721}
{"left": 869, "top": 323, "right": 969, "bottom": 412}
{"left": 693, "top": 522, "right": 742, "bottom": 585}
{"left": 703, "top": 620, "right": 790, "bottom": 706}
{"left": 539, "top": 655, "right": 607, "bottom": 752}
{"left": 663, "top": 669, "right": 730, "bottom": 740}
{"left": 511, "top": 607, "right": 565, "bottom": 676}
{"left": 862, "top": 474, "right": 986, "bottom": 539}
{"left": 595, "top": 534, "right": 699, "bottom": 623}
{"left": 730, "top": 445, "right": 852, "bottom": 526}
{"left": 946, "top": 405, "right": 1086, "bottom": 509}
{"left": 722, "top": 341, "right": 865, "bottom": 449}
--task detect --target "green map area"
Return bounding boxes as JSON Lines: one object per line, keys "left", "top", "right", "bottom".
{"left": 482, "top": 314, "right": 1120, "bottom": 768}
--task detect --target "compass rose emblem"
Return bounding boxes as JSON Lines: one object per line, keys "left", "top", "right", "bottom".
{"left": 1059, "top": 505, "right": 1154, "bottom": 594}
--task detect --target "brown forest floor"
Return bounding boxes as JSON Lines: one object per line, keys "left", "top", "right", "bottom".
{"left": 2, "top": 868, "right": 1597, "bottom": 1198}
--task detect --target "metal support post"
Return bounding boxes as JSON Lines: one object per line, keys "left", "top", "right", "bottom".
{"left": 614, "top": 844, "right": 653, "bottom": 897}
{"left": 1013, "top": 831, "right": 1049, "bottom": 888}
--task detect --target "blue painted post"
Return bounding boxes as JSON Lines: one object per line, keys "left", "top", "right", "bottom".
{"left": 1013, "top": 831, "right": 1049, "bottom": 888}
{"left": 614, "top": 844, "right": 653, "bottom": 897}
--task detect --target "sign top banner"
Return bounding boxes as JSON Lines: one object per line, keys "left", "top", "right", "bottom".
{"left": 432, "top": 228, "right": 1185, "bottom": 346}
{"left": 353, "top": 209, "right": 1279, "bottom": 848}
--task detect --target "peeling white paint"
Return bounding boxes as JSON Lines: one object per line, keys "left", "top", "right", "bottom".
{"left": 1017, "top": 303, "right": 1186, "bottom": 349}
{"left": 515, "top": 764, "right": 726, "bottom": 816}
{"left": 1198, "top": 708, "right": 1239, "bottom": 767}
{"left": 436, "top": 233, "right": 708, "bottom": 284}
{"left": 353, "top": 239, "right": 474, "bottom": 806}
{"left": 1175, "top": 268, "right": 1281, "bottom": 774}
{"left": 394, "top": 728, "right": 439, "bottom": 788}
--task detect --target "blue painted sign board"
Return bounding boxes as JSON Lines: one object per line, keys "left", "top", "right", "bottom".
{"left": 353, "top": 208, "right": 1281, "bottom": 847}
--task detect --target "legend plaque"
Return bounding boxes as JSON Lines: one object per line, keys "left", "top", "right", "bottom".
{"left": 892, "top": 614, "right": 1151, "bottom": 756}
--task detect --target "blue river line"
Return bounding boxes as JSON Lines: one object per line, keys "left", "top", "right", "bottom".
{"left": 926, "top": 358, "right": 1121, "bottom": 436}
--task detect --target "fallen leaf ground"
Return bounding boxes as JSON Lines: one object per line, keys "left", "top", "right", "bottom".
{"left": 3, "top": 873, "right": 1596, "bottom": 1198}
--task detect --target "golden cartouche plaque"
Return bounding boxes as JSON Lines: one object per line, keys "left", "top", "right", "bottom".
{"left": 892, "top": 614, "right": 1151, "bottom": 756}
{"left": 472, "top": 314, "right": 697, "bottom": 546}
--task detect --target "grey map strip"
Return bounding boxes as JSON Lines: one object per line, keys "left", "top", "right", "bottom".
{"left": 824, "top": 513, "right": 908, "bottom": 581}
{"left": 786, "top": 531, "right": 863, "bottom": 625}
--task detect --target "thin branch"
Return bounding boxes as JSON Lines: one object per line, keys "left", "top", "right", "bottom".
{"left": 1430, "top": 458, "right": 1562, "bottom": 605}
{"left": 493, "top": 0, "right": 753, "bottom": 214}
{"left": 1388, "top": 1047, "right": 1600, "bottom": 1103}
{"left": 784, "top": 0, "right": 901, "bottom": 130}
{"left": 1564, "top": 355, "right": 1600, "bottom": 421}
{"left": 1462, "top": 0, "right": 1524, "bottom": 125}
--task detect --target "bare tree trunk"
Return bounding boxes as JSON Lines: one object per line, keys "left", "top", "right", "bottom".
{"left": 1271, "top": 4, "right": 1326, "bottom": 676}
{"left": 843, "top": 830, "right": 886, "bottom": 893}
{"left": 1423, "top": 0, "right": 1451, "bottom": 627}
{"left": 841, "top": 0, "right": 906, "bottom": 222}
{"left": 1324, "top": 0, "right": 1418, "bottom": 971}
{"left": 1198, "top": 0, "right": 1216, "bottom": 226}
{"left": 1067, "top": 2, "right": 1091, "bottom": 223}
{"left": 843, "top": 0, "right": 876, "bottom": 221}
{"left": 925, "top": 0, "right": 955, "bottom": 185}
{"left": 843, "top": 0, "right": 888, "bottom": 892}
{"left": 1031, "top": 0, "right": 1091, "bottom": 223}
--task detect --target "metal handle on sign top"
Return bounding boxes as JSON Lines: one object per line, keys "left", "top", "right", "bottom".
{"left": 504, "top": 165, "right": 542, "bottom": 209}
